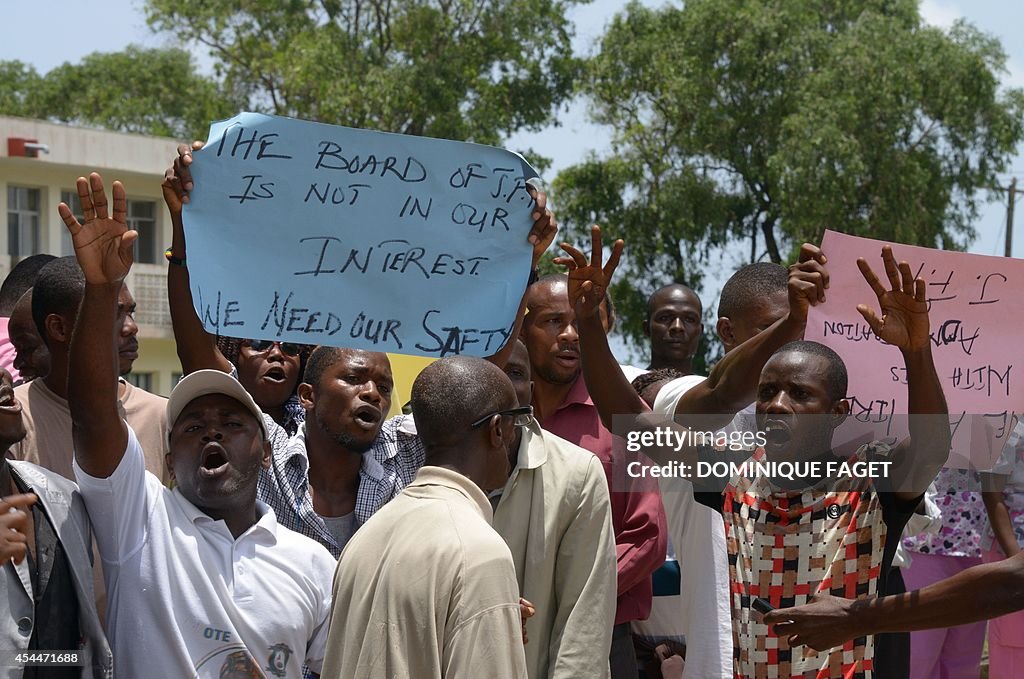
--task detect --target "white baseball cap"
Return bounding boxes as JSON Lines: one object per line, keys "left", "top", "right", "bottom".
{"left": 166, "top": 370, "right": 267, "bottom": 439}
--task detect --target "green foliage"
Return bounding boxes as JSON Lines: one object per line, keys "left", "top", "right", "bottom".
{"left": 0, "top": 62, "right": 44, "bottom": 117}
{"left": 0, "top": 47, "right": 237, "bottom": 140}
{"left": 554, "top": 0, "right": 1024, "bottom": 359}
{"left": 144, "top": 0, "right": 585, "bottom": 146}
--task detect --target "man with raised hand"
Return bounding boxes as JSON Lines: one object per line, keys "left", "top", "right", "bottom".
{"left": 559, "top": 229, "right": 949, "bottom": 678}
{"left": 63, "top": 173, "right": 335, "bottom": 678}
{"left": 519, "top": 270, "right": 666, "bottom": 679}
{"left": 563, "top": 230, "right": 828, "bottom": 436}
{"left": 11, "top": 254, "right": 170, "bottom": 485}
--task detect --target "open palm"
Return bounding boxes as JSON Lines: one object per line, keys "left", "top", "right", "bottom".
{"left": 58, "top": 173, "right": 137, "bottom": 286}
{"left": 856, "top": 246, "right": 930, "bottom": 351}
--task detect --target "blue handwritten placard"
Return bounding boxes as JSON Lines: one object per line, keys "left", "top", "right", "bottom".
{"left": 183, "top": 112, "right": 538, "bottom": 357}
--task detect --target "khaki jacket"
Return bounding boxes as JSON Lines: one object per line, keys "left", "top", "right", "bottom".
{"left": 493, "top": 422, "right": 617, "bottom": 679}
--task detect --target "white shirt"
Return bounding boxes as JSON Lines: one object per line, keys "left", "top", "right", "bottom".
{"left": 652, "top": 375, "right": 734, "bottom": 679}
{"left": 74, "top": 426, "right": 336, "bottom": 678}
{"left": 631, "top": 539, "right": 685, "bottom": 644}
{"left": 619, "top": 364, "right": 648, "bottom": 384}
{"left": 653, "top": 375, "right": 758, "bottom": 434}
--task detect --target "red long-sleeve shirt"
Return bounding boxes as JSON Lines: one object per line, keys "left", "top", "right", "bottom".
{"left": 541, "top": 376, "right": 668, "bottom": 625}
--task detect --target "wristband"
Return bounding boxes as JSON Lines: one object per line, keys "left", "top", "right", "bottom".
{"left": 164, "top": 248, "right": 186, "bottom": 267}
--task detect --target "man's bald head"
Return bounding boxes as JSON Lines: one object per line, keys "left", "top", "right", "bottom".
{"left": 647, "top": 284, "right": 701, "bottom": 317}
{"left": 412, "top": 356, "right": 518, "bottom": 448}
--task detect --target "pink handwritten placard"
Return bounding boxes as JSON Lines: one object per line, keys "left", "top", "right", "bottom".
{"left": 806, "top": 230, "right": 1024, "bottom": 470}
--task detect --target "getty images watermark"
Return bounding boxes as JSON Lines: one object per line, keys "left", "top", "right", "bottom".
{"left": 623, "top": 426, "right": 894, "bottom": 482}
{"left": 610, "top": 413, "right": 989, "bottom": 496}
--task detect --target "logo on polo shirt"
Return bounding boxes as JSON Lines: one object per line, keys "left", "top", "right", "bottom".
{"left": 266, "top": 644, "right": 293, "bottom": 678}
{"left": 217, "top": 650, "right": 260, "bottom": 678}
{"left": 826, "top": 504, "right": 843, "bottom": 519}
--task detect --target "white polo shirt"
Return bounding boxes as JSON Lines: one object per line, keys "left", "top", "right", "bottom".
{"left": 74, "top": 425, "right": 335, "bottom": 678}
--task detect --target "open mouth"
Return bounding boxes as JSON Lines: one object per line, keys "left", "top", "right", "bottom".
{"left": 763, "top": 420, "right": 792, "bottom": 447}
{"left": 554, "top": 351, "right": 580, "bottom": 367}
{"left": 352, "top": 403, "right": 385, "bottom": 430}
{"left": 262, "top": 366, "right": 288, "bottom": 384}
{"left": 352, "top": 405, "right": 382, "bottom": 429}
{"left": 0, "top": 386, "right": 20, "bottom": 413}
{"left": 199, "top": 444, "right": 230, "bottom": 477}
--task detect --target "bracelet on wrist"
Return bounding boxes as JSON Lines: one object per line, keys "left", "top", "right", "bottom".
{"left": 164, "top": 248, "right": 186, "bottom": 267}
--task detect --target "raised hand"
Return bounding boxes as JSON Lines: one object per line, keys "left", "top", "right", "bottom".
{"left": 58, "top": 173, "right": 137, "bottom": 286}
{"left": 0, "top": 493, "right": 36, "bottom": 565}
{"left": 526, "top": 183, "right": 557, "bottom": 267}
{"left": 553, "top": 225, "right": 624, "bottom": 320}
{"left": 161, "top": 141, "right": 205, "bottom": 219}
{"left": 856, "top": 245, "right": 929, "bottom": 351}
{"left": 786, "top": 243, "right": 830, "bottom": 324}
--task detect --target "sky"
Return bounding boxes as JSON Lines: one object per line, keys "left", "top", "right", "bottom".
{"left": 4, "top": 0, "right": 1023, "bottom": 358}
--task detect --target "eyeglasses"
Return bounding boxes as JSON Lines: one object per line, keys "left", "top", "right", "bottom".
{"left": 470, "top": 406, "right": 534, "bottom": 429}
{"left": 245, "top": 339, "right": 302, "bottom": 357}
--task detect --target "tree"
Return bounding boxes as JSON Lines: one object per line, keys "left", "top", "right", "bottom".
{"left": 0, "top": 47, "right": 238, "bottom": 140}
{"left": 144, "top": 0, "right": 584, "bottom": 148}
{"left": 553, "top": 0, "right": 1024, "bottom": 360}
{"left": 0, "top": 61, "right": 45, "bottom": 118}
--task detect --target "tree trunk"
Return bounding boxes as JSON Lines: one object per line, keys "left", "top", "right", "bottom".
{"left": 761, "top": 217, "right": 782, "bottom": 263}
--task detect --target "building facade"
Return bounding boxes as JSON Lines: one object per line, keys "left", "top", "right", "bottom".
{"left": 1, "top": 116, "right": 180, "bottom": 394}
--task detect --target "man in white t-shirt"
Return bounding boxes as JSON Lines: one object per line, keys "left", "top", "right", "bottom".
{"left": 62, "top": 172, "right": 336, "bottom": 678}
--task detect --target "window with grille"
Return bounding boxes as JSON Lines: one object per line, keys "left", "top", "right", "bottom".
{"left": 127, "top": 200, "right": 158, "bottom": 264}
{"left": 59, "top": 194, "right": 159, "bottom": 263}
{"left": 7, "top": 186, "right": 40, "bottom": 256}
{"left": 125, "top": 372, "right": 153, "bottom": 392}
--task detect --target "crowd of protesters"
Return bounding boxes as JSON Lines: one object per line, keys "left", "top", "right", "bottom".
{"left": 0, "top": 137, "right": 1021, "bottom": 679}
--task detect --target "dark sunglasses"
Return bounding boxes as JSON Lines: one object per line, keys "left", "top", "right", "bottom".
{"left": 470, "top": 405, "right": 534, "bottom": 429}
{"left": 246, "top": 339, "right": 302, "bottom": 357}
